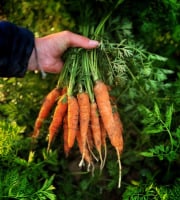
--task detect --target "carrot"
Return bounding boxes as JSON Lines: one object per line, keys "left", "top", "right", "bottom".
{"left": 108, "top": 89, "right": 124, "bottom": 152}
{"left": 112, "top": 105, "right": 123, "bottom": 153}
{"left": 63, "top": 113, "right": 70, "bottom": 157}
{"left": 94, "top": 80, "right": 123, "bottom": 187}
{"left": 76, "top": 129, "right": 94, "bottom": 173}
{"left": 114, "top": 107, "right": 123, "bottom": 131}
{"left": 32, "top": 87, "right": 61, "bottom": 138}
{"left": 100, "top": 117, "right": 107, "bottom": 147}
{"left": 67, "top": 95, "right": 79, "bottom": 148}
{"left": 87, "top": 126, "right": 99, "bottom": 162}
{"left": 108, "top": 86, "right": 117, "bottom": 106}
{"left": 47, "top": 93, "right": 68, "bottom": 151}
{"left": 77, "top": 92, "right": 91, "bottom": 162}
{"left": 87, "top": 126, "right": 94, "bottom": 151}
{"left": 61, "top": 86, "right": 67, "bottom": 95}
{"left": 100, "top": 117, "right": 107, "bottom": 169}
{"left": 112, "top": 105, "right": 124, "bottom": 188}
{"left": 107, "top": 86, "right": 124, "bottom": 153}
{"left": 93, "top": 80, "right": 116, "bottom": 143}
{"left": 90, "top": 102, "right": 103, "bottom": 170}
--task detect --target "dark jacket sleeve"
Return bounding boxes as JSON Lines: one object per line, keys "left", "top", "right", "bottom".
{"left": 0, "top": 21, "right": 35, "bottom": 77}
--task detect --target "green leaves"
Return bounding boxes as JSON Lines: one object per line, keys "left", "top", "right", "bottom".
{"left": 0, "top": 120, "right": 56, "bottom": 199}
{"left": 122, "top": 179, "right": 180, "bottom": 200}
{"left": 4, "top": 0, "right": 75, "bottom": 36}
{"left": 140, "top": 144, "right": 177, "bottom": 162}
{"left": 1, "top": 0, "right": 180, "bottom": 198}
{"left": 0, "top": 120, "right": 25, "bottom": 157}
{"left": 165, "top": 104, "right": 174, "bottom": 129}
{"left": 36, "top": 175, "right": 56, "bottom": 200}
{"left": 0, "top": 166, "right": 56, "bottom": 200}
{"left": 139, "top": 103, "right": 179, "bottom": 162}
{"left": 139, "top": 103, "right": 174, "bottom": 135}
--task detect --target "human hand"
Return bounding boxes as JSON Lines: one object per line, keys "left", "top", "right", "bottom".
{"left": 28, "top": 31, "right": 99, "bottom": 74}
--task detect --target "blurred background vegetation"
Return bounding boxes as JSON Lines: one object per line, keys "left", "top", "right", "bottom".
{"left": 0, "top": 0, "right": 180, "bottom": 199}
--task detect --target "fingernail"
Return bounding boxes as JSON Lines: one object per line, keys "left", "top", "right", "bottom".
{"left": 89, "top": 40, "right": 100, "bottom": 47}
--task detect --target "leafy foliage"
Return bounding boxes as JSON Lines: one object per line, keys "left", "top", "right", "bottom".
{"left": 2, "top": 0, "right": 75, "bottom": 36}
{"left": 0, "top": 0, "right": 180, "bottom": 199}
{"left": 125, "top": 0, "right": 180, "bottom": 77}
{"left": 0, "top": 120, "right": 56, "bottom": 199}
{"left": 0, "top": 120, "right": 25, "bottom": 157}
{"left": 138, "top": 103, "right": 179, "bottom": 162}
{"left": 0, "top": 168, "right": 56, "bottom": 199}
{"left": 0, "top": 73, "right": 59, "bottom": 129}
{"left": 123, "top": 178, "right": 180, "bottom": 200}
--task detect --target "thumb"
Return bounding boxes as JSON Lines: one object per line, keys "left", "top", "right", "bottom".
{"left": 57, "top": 31, "right": 100, "bottom": 51}
{"left": 66, "top": 31, "right": 100, "bottom": 49}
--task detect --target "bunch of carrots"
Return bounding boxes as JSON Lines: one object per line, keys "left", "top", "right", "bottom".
{"left": 31, "top": 47, "right": 124, "bottom": 188}
{"left": 32, "top": 2, "right": 125, "bottom": 188}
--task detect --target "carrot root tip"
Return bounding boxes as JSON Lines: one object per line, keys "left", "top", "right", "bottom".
{"left": 87, "top": 163, "right": 91, "bottom": 172}
{"left": 88, "top": 162, "right": 95, "bottom": 177}
{"left": 78, "top": 157, "right": 85, "bottom": 168}
{"left": 116, "top": 148, "right": 122, "bottom": 189}
{"left": 31, "top": 129, "right": 40, "bottom": 138}
{"left": 87, "top": 141, "right": 99, "bottom": 162}
{"left": 102, "top": 144, "right": 107, "bottom": 170}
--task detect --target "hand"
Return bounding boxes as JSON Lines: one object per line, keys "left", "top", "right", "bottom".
{"left": 28, "top": 31, "right": 99, "bottom": 73}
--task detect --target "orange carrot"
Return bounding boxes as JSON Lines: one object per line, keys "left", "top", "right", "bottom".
{"left": 87, "top": 126, "right": 94, "bottom": 151}
{"left": 47, "top": 93, "right": 68, "bottom": 151}
{"left": 112, "top": 105, "right": 123, "bottom": 154}
{"left": 112, "top": 105, "right": 124, "bottom": 188}
{"left": 63, "top": 113, "right": 70, "bottom": 157}
{"left": 100, "top": 117, "right": 107, "bottom": 147}
{"left": 94, "top": 80, "right": 123, "bottom": 187}
{"left": 32, "top": 87, "right": 61, "bottom": 138}
{"left": 107, "top": 85, "right": 116, "bottom": 105}
{"left": 90, "top": 102, "right": 103, "bottom": 170}
{"left": 76, "top": 129, "right": 93, "bottom": 172}
{"left": 87, "top": 126, "right": 99, "bottom": 162}
{"left": 108, "top": 86, "right": 124, "bottom": 153}
{"left": 100, "top": 117, "right": 107, "bottom": 169}
{"left": 77, "top": 92, "right": 91, "bottom": 161}
{"left": 67, "top": 95, "right": 79, "bottom": 148}
{"left": 93, "top": 80, "right": 116, "bottom": 144}
{"left": 61, "top": 86, "right": 67, "bottom": 95}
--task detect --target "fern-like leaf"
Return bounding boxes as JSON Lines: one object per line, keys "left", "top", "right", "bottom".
{"left": 165, "top": 104, "right": 173, "bottom": 129}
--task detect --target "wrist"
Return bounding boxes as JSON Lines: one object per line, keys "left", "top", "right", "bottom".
{"left": 28, "top": 38, "right": 47, "bottom": 78}
{"left": 28, "top": 47, "right": 38, "bottom": 71}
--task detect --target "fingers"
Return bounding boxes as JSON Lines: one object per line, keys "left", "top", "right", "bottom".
{"left": 42, "top": 60, "right": 64, "bottom": 74}
{"left": 60, "top": 31, "right": 100, "bottom": 49}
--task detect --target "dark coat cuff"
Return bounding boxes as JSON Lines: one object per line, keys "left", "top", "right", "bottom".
{"left": 0, "top": 21, "right": 35, "bottom": 77}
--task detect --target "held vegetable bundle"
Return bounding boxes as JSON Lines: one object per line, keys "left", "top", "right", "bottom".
{"left": 32, "top": 1, "right": 126, "bottom": 188}
{"left": 31, "top": 45, "right": 124, "bottom": 188}
{"left": 31, "top": 0, "right": 169, "bottom": 189}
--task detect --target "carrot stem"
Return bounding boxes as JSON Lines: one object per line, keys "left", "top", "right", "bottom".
{"left": 68, "top": 51, "right": 79, "bottom": 96}
{"left": 56, "top": 50, "right": 73, "bottom": 88}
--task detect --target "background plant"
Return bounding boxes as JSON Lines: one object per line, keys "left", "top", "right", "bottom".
{"left": 0, "top": 0, "right": 179, "bottom": 199}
